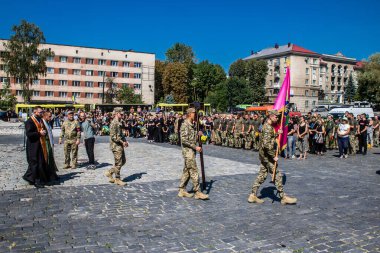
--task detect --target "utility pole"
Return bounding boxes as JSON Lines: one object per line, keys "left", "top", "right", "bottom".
{"left": 102, "top": 72, "right": 105, "bottom": 104}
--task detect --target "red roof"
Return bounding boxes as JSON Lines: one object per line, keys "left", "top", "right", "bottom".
{"left": 355, "top": 61, "right": 364, "bottom": 68}
{"left": 291, "top": 44, "right": 319, "bottom": 55}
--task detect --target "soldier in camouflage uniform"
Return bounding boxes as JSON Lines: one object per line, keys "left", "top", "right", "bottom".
{"left": 348, "top": 113, "right": 358, "bottom": 155}
{"left": 221, "top": 116, "right": 228, "bottom": 147}
{"left": 178, "top": 108, "right": 209, "bottom": 200}
{"left": 248, "top": 110, "right": 297, "bottom": 205}
{"left": 325, "top": 115, "right": 335, "bottom": 150}
{"left": 59, "top": 111, "right": 81, "bottom": 169}
{"left": 252, "top": 114, "right": 261, "bottom": 151}
{"left": 104, "top": 107, "right": 128, "bottom": 186}
{"left": 243, "top": 114, "right": 252, "bottom": 150}
{"left": 227, "top": 115, "right": 235, "bottom": 148}
{"left": 213, "top": 114, "right": 222, "bottom": 145}
{"left": 233, "top": 113, "right": 244, "bottom": 148}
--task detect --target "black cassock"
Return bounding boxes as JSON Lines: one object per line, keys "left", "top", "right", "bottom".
{"left": 23, "top": 117, "right": 57, "bottom": 184}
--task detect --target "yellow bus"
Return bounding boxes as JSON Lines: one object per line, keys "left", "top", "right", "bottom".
{"left": 157, "top": 103, "right": 211, "bottom": 115}
{"left": 15, "top": 104, "right": 85, "bottom": 113}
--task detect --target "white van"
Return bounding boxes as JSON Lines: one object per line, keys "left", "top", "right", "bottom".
{"left": 329, "top": 107, "right": 374, "bottom": 119}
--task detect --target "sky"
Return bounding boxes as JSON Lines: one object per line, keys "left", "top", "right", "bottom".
{"left": 1, "top": 0, "right": 379, "bottom": 70}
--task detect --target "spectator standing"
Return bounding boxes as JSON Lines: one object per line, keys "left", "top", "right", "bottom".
{"left": 285, "top": 118, "right": 296, "bottom": 159}
{"left": 337, "top": 118, "right": 350, "bottom": 158}
{"left": 297, "top": 116, "right": 309, "bottom": 159}
{"left": 367, "top": 119, "right": 374, "bottom": 149}
{"left": 373, "top": 116, "right": 379, "bottom": 147}
{"left": 79, "top": 112, "right": 97, "bottom": 169}
{"left": 315, "top": 120, "right": 325, "bottom": 155}
{"left": 357, "top": 114, "right": 368, "bottom": 155}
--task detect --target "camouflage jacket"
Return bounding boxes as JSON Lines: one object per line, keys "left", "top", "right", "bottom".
{"left": 180, "top": 119, "right": 197, "bottom": 153}
{"left": 259, "top": 122, "right": 278, "bottom": 158}
{"left": 234, "top": 118, "right": 244, "bottom": 133}
{"left": 110, "top": 118, "right": 126, "bottom": 146}
{"left": 60, "top": 120, "right": 81, "bottom": 140}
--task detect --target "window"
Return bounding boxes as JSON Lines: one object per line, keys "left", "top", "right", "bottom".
{"left": 59, "top": 68, "right": 68, "bottom": 75}
{"left": 111, "top": 72, "right": 118, "bottom": 77}
{"left": 305, "top": 90, "right": 309, "bottom": 96}
{"left": 0, "top": 64, "right": 4, "bottom": 70}
{"left": 134, "top": 62, "right": 142, "bottom": 68}
{"left": 59, "top": 92, "right": 67, "bottom": 97}
{"left": 73, "top": 69, "right": 81, "bottom": 75}
{"left": 47, "top": 67, "right": 54, "bottom": 74}
{"left": 60, "top": 56, "right": 67, "bottom": 63}
{"left": 122, "top": 72, "right": 130, "bottom": 78}
{"left": 284, "top": 57, "right": 287, "bottom": 63}
{"left": 305, "top": 100, "right": 309, "bottom": 108}
{"left": 85, "top": 81, "right": 94, "bottom": 87}
{"left": 16, "top": 78, "right": 22, "bottom": 84}
{"left": 98, "top": 71, "right": 105, "bottom": 77}
{"left": 305, "top": 68, "right": 309, "bottom": 74}
{"left": 47, "top": 56, "right": 54, "bottom": 62}
{"left": 305, "top": 58, "right": 309, "bottom": 64}
{"left": 134, "top": 84, "right": 141, "bottom": 89}
{"left": 312, "top": 91, "right": 316, "bottom": 96}
{"left": 72, "top": 92, "right": 81, "bottom": 98}
{"left": 45, "top": 91, "right": 54, "bottom": 97}
{"left": 86, "top": 70, "right": 93, "bottom": 76}
{"left": 134, "top": 73, "right": 141, "bottom": 79}
{"left": 313, "top": 58, "right": 318, "bottom": 65}
{"left": 305, "top": 79, "right": 309, "bottom": 85}
{"left": 85, "top": 92, "right": 93, "bottom": 98}
{"left": 312, "top": 67, "right": 317, "bottom": 75}
{"left": 122, "top": 83, "right": 128, "bottom": 88}
{"left": 283, "top": 67, "right": 287, "bottom": 74}
{"left": 111, "top": 60, "right": 118, "bottom": 66}
{"left": 16, "top": 90, "right": 23, "bottom": 96}
{"left": 86, "top": 58, "right": 94, "bottom": 64}
{"left": 123, "top": 61, "right": 130, "bottom": 67}
{"left": 72, "top": 81, "right": 80, "bottom": 86}
{"left": 73, "top": 57, "right": 81, "bottom": 63}
{"left": 312, "top": 80, "right": 316, "bottom": 85}
{"left": 59, "top": 80, "right": 68, "bottom": 86}
{"left": 98, "top": 82, "right": 105, "bottom": 88}
{"left": 270, "top": 80, "right": 273, "bottom": 86}
{"left": 45, "top": 79, "right": 53, "bottom": 85}
{"left": 33, "top": 91, "right": 40, "bottom": 96}
{"left": 112, "top": 83, "right": 118, "bottom": 89}
{"left": 98, "top": 93, "right": 104, "bottom": 99}
{"left": 0, "top": 77, "right": 9, "bottom": 83}
{"left": 32, "top": 79, "right": 40, "bottom": 85}
{"left": 98, "top": 59, "right": 106, "bottom": 65}
{"left": 312, "top": 101, "right": 316, "bottom": 106}
{"left": 268, "top": 59, "right": 273, "bottom": 65}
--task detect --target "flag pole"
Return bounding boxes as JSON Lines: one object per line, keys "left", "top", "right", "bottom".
{"left": 272, "top": 108, "right": 284, "bottom": 182}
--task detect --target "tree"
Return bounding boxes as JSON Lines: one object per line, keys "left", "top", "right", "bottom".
{"left": 357, "top": 53, "right": 380, "bottom": 104}
{"left": 116, "top": 85, "right": 143, "bottom": 104}
{"left": 318, "top": 89, "right": 325, "bottom": 101}
{"left": 191, "top": 61, "right": 226, "bottom": 102}
{"left": 162, "top": 62, "right": 189, "bottom": 103}
{"left": 344, "top": 73, "right": 356, "bottom": 103}
{"left": 165, "top": 43, "right": 195, "bottom": 64}
{"left": 105, "top": 77, "right": 117, "bottom": 104}
{"left": 154, "top": 60, "right": 166, "bottom": 103}
{"left": 228, "top": 59, "right": 246, "bottom": 78}
{"left": 164, "top": 94, "right": 176, "bottom": 104}
{"left": 0, "top": 81, "right": 17, "bottom": 110}
{"left": 2, "top": 20, "right": 54, "bottom": 103}
{"left": 245, "top": 59, "right": 268, "bottom": 102}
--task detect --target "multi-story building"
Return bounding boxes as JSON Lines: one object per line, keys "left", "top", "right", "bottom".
{"left": 243, "top": 43, "right": 360, "bottom": 113}
{"left": 0, "top": 39, "right": 155, "bottom": 105}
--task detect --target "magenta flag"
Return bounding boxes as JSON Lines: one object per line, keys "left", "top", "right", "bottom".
{"left": 273, "top": 67, "right": 291, "bottom": 151}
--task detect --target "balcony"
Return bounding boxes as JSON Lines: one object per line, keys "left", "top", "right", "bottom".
{"left": 274, "top": 72, "right": 280, "bottom": 78}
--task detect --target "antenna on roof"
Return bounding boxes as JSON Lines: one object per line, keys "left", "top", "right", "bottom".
{"left": 251, "top": 50, "right": 255, "bottom": 55}
{"left": 274, "top": 43, "right": 279, "bottom": 49}
{"left": 287, "top": 42, "right": 291, "bottom": 48}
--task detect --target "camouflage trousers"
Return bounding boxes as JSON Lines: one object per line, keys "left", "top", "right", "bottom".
{"left": 253, "top": 132, "right": 260, "bottom": 150}
{"left": 179, "top": 151, "right": 200, "bottom": 192}
{"left": 234, "top": 132, "right": 242, "bottom": 148}
{"left": 244, "top": 132, "right": 253, "bottom": 150}
{"left": 348, "top": 135, "right": 358, "bottom": 155}
{"left": 374, "top": 131, "right": 380, "bottom": 147}
{"left": 251, "top": 150, "right": 284, "bottom": 198}
{"left": 325, "top": 132, "right": 335, "bottom": 149}
{"left": 227, "top": 132, "right": 235, "bottom": 148}
{"left": 63, "top": 139, "right": 78, "bottom": 169}
{"left": 221, "top": 131, "right": 228, "bottom": 146}
{"left": 110, "top": 145, "right": 126, "bottom": 178}
{"left": 214, "top": 130, "right": 222, "bottom": 145}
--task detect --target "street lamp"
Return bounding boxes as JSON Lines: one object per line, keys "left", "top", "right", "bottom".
{"left": 102, "top": 72, "right": 106, "bottom": 104}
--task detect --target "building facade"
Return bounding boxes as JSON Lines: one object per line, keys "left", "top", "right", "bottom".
{"left": 243, "top": 43, "right": 360, "bottom": 113}
{"left": 0, "top": 39, "right": 155, "bottom": 105}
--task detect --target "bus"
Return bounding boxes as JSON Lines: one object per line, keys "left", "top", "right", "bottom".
{"left": 92, "top": 104, "right": 153, "bottom": 113}
{"left": 157, "top": 103, "right": 212, "bottom": 115}
{"left": 15, "top": 103, "right": 85, "bottom": 114}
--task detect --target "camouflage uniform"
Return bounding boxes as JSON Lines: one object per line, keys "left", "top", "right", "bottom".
{"left": 213, "top": 117, "right": 222, "bottom": 145}
{"left": 348, "top": 118, "right": 358, "bottom": 155}
{"left": 109, "top": 117, "right": 127, "bottom": 179}
{"left": 234, "top": 117, "right": 244, "bottom": 148}
{"left": 179, "top": 119, "right": 200, "bottom": 192}
{"left": 221, "top": 119, "right": 228, "bottom": 146}
{"left": 324, "top": 119, "right": 335, "bottom": 149}
{"left": 60, "top": 119, "right": 81, "bottom": 169}
{"left": 227, "top": 118, "right": 235, "bottom": 148}
{"left": 252, "top": 118, "right": 261, "bottom": 151}
{"left": 373, "top": 119, "right": 379, "bottom": 147}
{"left": 251, "top": 121, "right": 285, "bottom": 198}
{"left": 243, "top": 118, "right": 252, "bottom": 149}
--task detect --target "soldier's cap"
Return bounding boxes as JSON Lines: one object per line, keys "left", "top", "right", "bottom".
{"left": 342, "top": 117, "right": 349, "bottom": 122}
{"left": 187, "top": 108, "right": 196, "bottom": 114}
{"left": 67, "top": 110, "right": 74, "bottom": 115}
{"left": 268, "top": 110, "right": 280, "bottom": 116}
{"left": 113, "top": 107, "right": 124, "bottom": 113}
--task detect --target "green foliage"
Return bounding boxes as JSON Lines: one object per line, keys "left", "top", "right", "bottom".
{"left": 357, "top": 53, "right": 380, "bottom": 104}
{"left": 154, "top": 60, "right": 166, "bottom": 103}
{"left": 0, "top": 82, "right": 17, "bottom": 110}
{"left": 165, "top": 43, "right": 195, "bottom": 64}
{"left": 229, "top": 59, "right": 246, "bottom": 78}
{"left": 116, "top": 85, "right": 143, "bottom": 104}
{"left": 162, "top": 62, "right": 189, "bottom": 103}
{"left": 105, "top": 77, "right": 116, "bottom": 104}
{"left": 164, "top": 94, "right": 176, "bottom": 104}
{"left": 245, "top": 59, "right": 268, "bottom": 102}
{"left": 344, "top": 73, "right": 356, "bottom": 103}
{"left": 2, "top": 20, "right": 54, "bottom": 103}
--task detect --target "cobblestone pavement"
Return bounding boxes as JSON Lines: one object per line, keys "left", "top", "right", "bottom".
{"left": 0, "top": 132, "right": 379, "bottom": 252}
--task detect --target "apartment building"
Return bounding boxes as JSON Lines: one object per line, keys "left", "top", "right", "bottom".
{"left": 0, "top": 39, "right": 155, "bottom": 105}
{"left": 243, "top": 43, "right": 360, "bottom": 113}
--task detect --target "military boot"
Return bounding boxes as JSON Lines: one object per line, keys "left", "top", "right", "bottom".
{"left": 247, "top": 194, "right": 264, "bottom": 204}
{"left": 194, "top": 191, "right": 209, "bottom": 200}
{"left": 178, "top": 189, "right": 194, "bottom": 198}
{"left": 281, "top": 195, "right": 297, "bottom": 205}
{"left": 114, "top": 178, "right": 127, "bottom": 186}
{"left": 104, "top": 170, "right": 115, "bottom": 183}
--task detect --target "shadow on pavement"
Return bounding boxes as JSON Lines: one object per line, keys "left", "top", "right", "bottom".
{"left": 96, "top": 162, "right": 112, "bottom": 169}
{"left": 58, "top": 172, "right": 83, "bottom": 184}
{"left": 376, "top": 170, "right": 380, "bottom": 175}
{"left": 259, "top": 186, "right": 281, "bottom": 203}
{"left": 204, "top": 179, "right": 216, "bottom": 195}
{"left": 122, "top": 172, "right": 147, "bottom": 183}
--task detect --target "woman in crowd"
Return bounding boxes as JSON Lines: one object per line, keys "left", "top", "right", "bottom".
{"left": 337, "top": 118, "right": 350, "bottom": 158}
{"left": 315, "top": 119, "right": 325, "bottom": 155}
{"left": 297, "top": 116, "right": 309, "bottom": 160}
